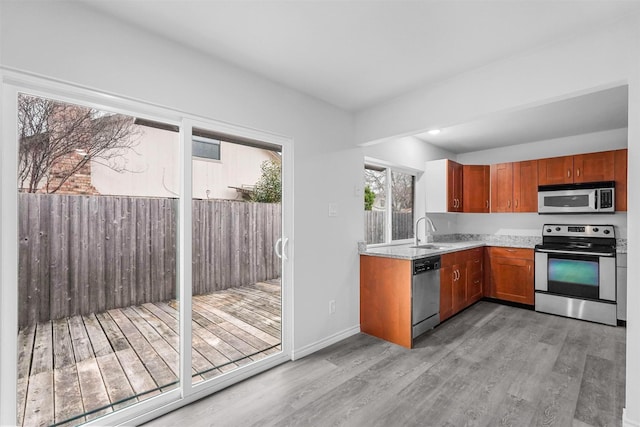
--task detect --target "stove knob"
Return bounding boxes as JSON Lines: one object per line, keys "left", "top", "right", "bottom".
{"left": 555, "top": 227, "right": 561, "bottom": 231}
{"left": 546, "top": 228, "right": 552, "bottom": 232}
{"left": 593, "top": 227, "right": 599, "bottom": 232}
{"left": 604, "top": 229, "right": 610, "bottom": 235}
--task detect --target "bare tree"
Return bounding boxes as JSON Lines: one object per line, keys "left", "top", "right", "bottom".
{"left": 18, "top": 94, "right": 141, "bottom": 193}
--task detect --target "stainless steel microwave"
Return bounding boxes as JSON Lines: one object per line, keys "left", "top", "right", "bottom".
{"left": 538, "top": 181, "right": 615, "bottom": 214}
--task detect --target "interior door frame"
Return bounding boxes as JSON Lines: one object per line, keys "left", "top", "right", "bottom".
{"left": 0, "top": 68, "right": 294, "bottom": 426}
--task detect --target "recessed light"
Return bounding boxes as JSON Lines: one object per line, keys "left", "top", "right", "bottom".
{"left": 428, "top": 129, "right": 441, "bottom": 135}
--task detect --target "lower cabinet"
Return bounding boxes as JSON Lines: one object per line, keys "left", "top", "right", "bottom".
{"left": 360, "top": 255, "right": 412, "bottom": 348}
{"left": 440, "top": 247, "right": 483, "bottom": 322}
{"left": 484, "top": 247, "right": 534, "bottom": 305}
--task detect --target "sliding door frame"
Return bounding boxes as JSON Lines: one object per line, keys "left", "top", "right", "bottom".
{"left": 0, "top": 69, "right": 294, "bottom": 426}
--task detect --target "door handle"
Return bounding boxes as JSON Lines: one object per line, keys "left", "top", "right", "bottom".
{"left": 282, "top": 237, "right": 289, "bottom": 261}
{"left": 275, "top": 238, "right": 289, "bottom": 260}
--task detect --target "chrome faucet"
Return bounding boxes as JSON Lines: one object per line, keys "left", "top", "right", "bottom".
{"left": 415, "top": 215, "right": 437, "bottom": 245}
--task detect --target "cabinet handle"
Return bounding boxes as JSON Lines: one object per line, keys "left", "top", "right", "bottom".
{"left": 576, "top": 168, "right": 581, "bottom": 177}
{"left": 486, "top": 200, "right": 489, "bottom": 209}
{"left": 567, "top": 169, "right": 571, "bottom": 178}
{"left": 474, "top": 279, "right": 480, "bottom": 284}
{"left": 515, "top": 199, "right": 518, "bottom": 209}
{"left": 507, "top": 200, "right": 511, "bottom": 208}
{"left": 528, "top": 265, "right": 531, "bottom": 274}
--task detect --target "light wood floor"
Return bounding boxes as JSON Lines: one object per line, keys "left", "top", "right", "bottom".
{"left": 17, "top": 281, "right": 281, "bottom": 427}
{"left": 144, "top": 301, "right": 625, "bottom": 427}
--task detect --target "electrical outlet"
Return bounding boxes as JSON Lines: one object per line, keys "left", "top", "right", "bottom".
{"left": 329, "top": 299, "right": 336, "bottom": 314}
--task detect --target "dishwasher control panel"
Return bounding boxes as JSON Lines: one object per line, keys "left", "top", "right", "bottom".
{"left": 413, "top": 256, "right": 441, "bottom": 275}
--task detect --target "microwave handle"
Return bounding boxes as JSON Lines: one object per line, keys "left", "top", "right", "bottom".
{"left": 594, "top": 189, "right": 599, "bottom": 210}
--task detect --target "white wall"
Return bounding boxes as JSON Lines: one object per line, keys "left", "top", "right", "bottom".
{"left": 92, "top": 124, "right": 274, "bottom": 200}
{"left": 356, "top": 14, "right": 640, "bottom": 425}
{"left": 0, "top": 0, "right": 360, "bottom": 366}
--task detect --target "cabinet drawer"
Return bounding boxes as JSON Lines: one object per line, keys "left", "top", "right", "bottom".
{"left": 488, "top": 247, "right": 533, "bottom": 259}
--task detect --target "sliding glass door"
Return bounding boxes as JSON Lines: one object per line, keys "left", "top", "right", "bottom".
{"left": 0, "top": 75, "right": 291, "bottom": 427}
{"left": 189, "top": 125, "right": 283, "bottom": 385}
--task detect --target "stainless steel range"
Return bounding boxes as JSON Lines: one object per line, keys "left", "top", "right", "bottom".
{"left": 534, "top": 224, "right": 617, "bottom": 326}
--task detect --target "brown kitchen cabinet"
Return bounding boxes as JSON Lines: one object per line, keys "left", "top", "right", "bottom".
{"left": 466, "top": 248, "right": 484, "bottom": 304}
{"left": 440, "top": 247, "right": 483, "bottom": 322}
{"left": 448, "top": 160, "right": 464, "bottom": 212}
{"left": 538, "top": 151, "right": 614, "bottom": 185}
{"left": 614, "top": 148, "right": 628, "bottom": 211}
{"left": 490, "top": 163, "right": 513, "bottom": 212}
{"left": 360, "top": 255, "right": 412, "bottom": 348}
{"left": 513, "top": 160, "right": 538, "bottom": 212}
{"left": 463, "top": 165, "right": 489, "bottom": 213}
{"left": 490, "top": 160, "right": 538, "bottom": 213}
{"left": 484, "top": 247, "right": 534, "bottom": 305}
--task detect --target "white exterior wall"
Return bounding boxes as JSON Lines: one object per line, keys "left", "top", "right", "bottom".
{"left": 92, "top": 124, "right": 275, "bottom": 199}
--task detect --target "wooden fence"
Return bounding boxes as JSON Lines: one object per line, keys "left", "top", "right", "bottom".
{"left": 18, "top": 193, "right": 281, "bottom": 327}
{"left": 364, "top": 210, "right": 413, "bottom": 243}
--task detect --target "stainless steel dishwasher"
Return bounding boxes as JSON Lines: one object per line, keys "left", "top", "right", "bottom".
{"left": 412, "top": 255, "right": 441, "bottom": 339}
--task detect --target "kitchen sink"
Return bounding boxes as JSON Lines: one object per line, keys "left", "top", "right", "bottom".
{"left": 410, "top": 244, "right": 451, "bottom": 250}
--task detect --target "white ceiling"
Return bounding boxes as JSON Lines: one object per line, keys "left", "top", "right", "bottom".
{"left": 84, "top": 0, "right": 636, "bottom": 151}
{"left": 415, "top": 85, "right": 629, "bottom": 153}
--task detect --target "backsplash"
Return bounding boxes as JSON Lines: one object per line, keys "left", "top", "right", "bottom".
{"left": 435, "top": 233, "right": 541, "bottom": 248}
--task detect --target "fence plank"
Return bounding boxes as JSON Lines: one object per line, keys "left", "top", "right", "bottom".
{"left": 18, "top": 194, "right": 282, "bottom": 327}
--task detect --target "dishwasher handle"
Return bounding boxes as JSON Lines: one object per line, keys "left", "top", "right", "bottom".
{"left": 413, "top": 256, "right": 441, "bottom": 275}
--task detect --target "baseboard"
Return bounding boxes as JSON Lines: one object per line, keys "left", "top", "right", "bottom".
{"left": 624, "top": 408, "right": 640, "bottom": 427}
{"left": 291, "top": 324, "right": 361, "bottom": 360}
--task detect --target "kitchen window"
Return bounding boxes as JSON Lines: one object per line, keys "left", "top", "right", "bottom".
{"left": 364, "top": 162, "right": 415, "bottom": 245}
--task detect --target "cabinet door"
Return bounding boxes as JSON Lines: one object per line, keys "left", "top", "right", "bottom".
{"left": 538, "top": 156, "right": 574, "bottom": 185}
{"left": 447, "top": 160, "right": 463, "bottom": 212}
{"left": 491, "top": 256, "right": 534, "bottom": 305}
{"left": 615, "top": 149, "right": 628, "bottom": 211}
{"left": 573, "top": 151, "right": 614, "bottom": 183}
{"left": 463, "top": 165, "right": 489, "bottom": 213}
{"left": 440, "top": 265, "right": 454, "bottom": 322}
{"left": 465, "top": 249, "right": 483, "bottom": 304}
{"left": 490, "top": 163, "right": 513, "bottom": 212}
{"left": 452, "top": 264, "right": 467, "bottom": 313}
{"left": 513, "top": 160, "right": 538, "bottom": 212}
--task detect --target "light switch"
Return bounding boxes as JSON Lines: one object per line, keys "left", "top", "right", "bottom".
{"left": 328, "top": 203, "right": 338, "bottom": 217}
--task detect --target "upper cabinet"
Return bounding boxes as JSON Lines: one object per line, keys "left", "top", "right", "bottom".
{"left": 426, "top": 148, "right": 626, "bottom": 214}
{"left": 490, "top": 160, "right": 538, "bottom": 213}
{"left": 425, "top": 159, "right": 463, "bottom": 213}
{"left": 538, "top": 151, "right": 614, "bottom": 185}
{"left": 462, "top": 165, "right": 489, "bottom": 213}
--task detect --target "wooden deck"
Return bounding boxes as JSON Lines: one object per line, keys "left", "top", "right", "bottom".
{"left": 17, "top": 281, "right": 281, "bottom": 427}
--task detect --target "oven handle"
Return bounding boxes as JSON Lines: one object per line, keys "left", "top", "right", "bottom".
{"left": 534, "top": 248, "right": 616, "bottom": 257}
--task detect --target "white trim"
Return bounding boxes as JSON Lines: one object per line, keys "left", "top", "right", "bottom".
{"left": 364, "top": 156, "right": 423, "bottom": 176}
{"left": 0, "top": 76, "right": 19, "bottom": 427}
{"left": 179, "top": 120, "right": 194, "bottom": 398}
{"left": 291, "top": 325, "right": 361, "bottom": 361}
{"left": 624, "top": 409, "right": 640, "bottom": 427}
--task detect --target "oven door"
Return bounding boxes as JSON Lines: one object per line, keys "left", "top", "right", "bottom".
{"left": 535, "top": 250, "right": 616, "bottom": 301}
